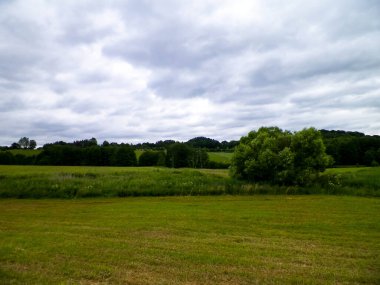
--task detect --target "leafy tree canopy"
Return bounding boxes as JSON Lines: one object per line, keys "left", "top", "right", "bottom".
{"left": 230, "top": 127, "right": 333, "bottom": 185}
{"left": 186, "top": 137, "right": 221, "bottom": 149}
{"left": 18, "top": 137, "right": 30, "bottom": 149}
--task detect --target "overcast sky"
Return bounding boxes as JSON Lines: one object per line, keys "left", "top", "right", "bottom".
{"left": 1, "top": 0, "right": 379, "bottom": 146}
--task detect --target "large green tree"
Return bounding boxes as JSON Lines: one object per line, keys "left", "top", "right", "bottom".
{"left": 230, "top": 127, "right": 332, "bottom": 185}
{"left": 165, "top": 143, "right": 193, "bottom": 168}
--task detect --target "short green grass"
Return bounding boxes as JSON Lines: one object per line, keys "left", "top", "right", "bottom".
{"left": 0, "top": 196, "right": 379, "bottom": 284}
{"left": 207, "top": 152, "right": 233, "bottom": 164}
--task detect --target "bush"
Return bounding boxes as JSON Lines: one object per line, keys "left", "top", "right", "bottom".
{"left": 230, "top": 127, "right": 333, "bottom": 185}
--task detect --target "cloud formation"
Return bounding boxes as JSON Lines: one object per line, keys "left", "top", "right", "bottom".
{"left": 1, "top": 0, "right": 379, "bottom": 145}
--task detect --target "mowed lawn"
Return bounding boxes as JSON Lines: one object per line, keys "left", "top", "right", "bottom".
{"left": 0, "top": 196, "right": 379, "bottom": 284}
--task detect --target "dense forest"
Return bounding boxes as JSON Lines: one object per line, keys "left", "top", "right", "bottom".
{"left": 0, "top": 130, "right": 379, "bottom": 168}
{"left": 320, "top": 130, "right": 380, "bottom": 166}
{"left": 0, "top": 137, "right": 226, "bottom": 168}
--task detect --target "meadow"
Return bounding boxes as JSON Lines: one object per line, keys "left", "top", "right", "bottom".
{"left": 207, "top": 152, "right": 233, "bottom": 164}
{"left": 0, "top": 196, "right": 378, "bottom": 284}
{"left": 0, "top": 166, "right": 379, "bottom": 198}
{"left": 0, "top": 166, "right": 379, "bottom": 283}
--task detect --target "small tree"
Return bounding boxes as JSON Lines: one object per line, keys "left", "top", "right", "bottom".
{"left": 18, "top": 137, "right": 30, "bottom": 149}
{"left": 29, "top": 140, "right": 37, "bottom": 150}
{"left": 11, "top": 142, "right": 21, "bottom": 149}
{"left": 230, "top": 127, "right": 332, "bottom": 185}
{"left": 190, "top": 148, "right": 209, "bottom": 168}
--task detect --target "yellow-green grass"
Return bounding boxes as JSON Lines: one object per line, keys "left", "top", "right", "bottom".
{"left": 0, "top": 196, "right": 379, "bottom": 284}
{"left": 1, "top": 165, "right": 380, "bottom": 198}
{"left": 135, "top": 149, "right": 144, "bottom": 159}
{"left": 7, "top": 149, "right": 42, "bottom": 156}
{"left": 326, "top": 167, "right": 371, "bottom": 174}
{"left": 324, "top": 167, "right": 380, "bottom": 195}
{"left": 134, "top": 151, "right": 233, "bottom": 164}
{"left": 0, "top": 166, "right": 237, "bottom": 198}
{"left": 0, "top": 165, "right": 229, "bottom": 178}
{"left": 207, "top": 152, "right": 233, "bottom": 164}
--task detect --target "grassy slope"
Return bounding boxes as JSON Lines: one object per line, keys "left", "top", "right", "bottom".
{"left": 135, "top": 150, "right": 233, "bottom": 164}
{"left": 0, "top": 196, "right": 379, "bottom": 284}
{"left": 207, "top": 152, "right": 233, "bottom": 164}
{"left": 325, "top": 167, "right": 380, "bottom": 195}
{"left": 7, "top": 149, "right": 42, "bottom": 156}
{"left": 135, "top": 149, "right": 144, "bottom": 159}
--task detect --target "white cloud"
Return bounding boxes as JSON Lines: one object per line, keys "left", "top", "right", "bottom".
{"left": 0, "top": 0, "right": 379, "bottom": 146}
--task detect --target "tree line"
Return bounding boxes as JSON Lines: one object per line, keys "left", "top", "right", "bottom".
{"left": 131, "top": 136, "right": 239, "bottom": 151}
{"left": 321, "top": 130, "right": 380, "bottom": 166}
{"left": 1, "top": 130, "right": 380, "bottom": 168}
{"left": 0, "top": 138, "right": 217, "bottom": 168}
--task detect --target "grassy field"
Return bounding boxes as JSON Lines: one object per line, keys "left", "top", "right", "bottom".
{"left": 0, "top": 196, "right": 379, "bottom": 284}
{"left": 8, "top": 149, "right": 42, "bottom": 156}
{"left": 0, "top": 165, "right": 379, "bottom": 198}
{"left": 135, "top": 149, "right": 144, "bottom": 159}
{"left": 324, "top": 167, "right": 380, "bottom": 196}
{"left": 0, "top": 166, "right": 235, "bottom": 198}
{"left": 135, "top": 150, "right": 232, "bottom": 165}
{"left": 207, "top": 152, "right": 233, "bottom": 164}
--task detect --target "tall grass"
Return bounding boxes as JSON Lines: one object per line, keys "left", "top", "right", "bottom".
{"left": 0, "top": 166, "right": 238, "bottom": 198}
{"left": 0, "top": 166, "right": 379, "bottom": 198}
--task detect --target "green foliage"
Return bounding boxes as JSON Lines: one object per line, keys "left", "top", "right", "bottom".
{"left": 29, "top": 139, "right": 37, "bottom": 149}
{"left": 34, "top": 143, "right": 137, "bottom": 166}
{"left": 189, "top": 148, "right": 209, "bottom": 168}
{"left": 165, "top": 143, "right": 193, "bottom": 168}
{"left": 16, "top": 137, "right": 37, "bottom": 149}
{"left": 0, "top": 151, "right": 14, "bottom": 164}
{"left": 230, "top": 127, "right": 333, "bottom": 185}
{"left": 139, "top": 150, "right": 165, "bottom": 166}
{"left": 321, "top": 130, "right": 380, "bottom": 166}
{"left": 112, "top": 145, "right": 137, "bottom": 166}
{"left": 186, "top": 136, "right": 221, "bottom": 149}
{"left": 18, "top": 137, "right": 30, "bottom": 149}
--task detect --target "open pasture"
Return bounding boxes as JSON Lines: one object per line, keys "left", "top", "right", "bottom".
{"left": 0, "top": 196, "right": 379, "bottom": 284}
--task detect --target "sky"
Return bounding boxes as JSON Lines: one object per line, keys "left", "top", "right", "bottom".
{"left": 1, "top": 0, "right": 379, "bottom": 146}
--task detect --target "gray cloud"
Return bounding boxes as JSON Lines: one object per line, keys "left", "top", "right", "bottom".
{"left": 0, "top": 0, "right": 379, "bottom": 146}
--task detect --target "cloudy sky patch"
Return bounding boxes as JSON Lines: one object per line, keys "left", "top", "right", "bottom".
{"left": 1, "top": 0, "right": 379, "bottom": 145}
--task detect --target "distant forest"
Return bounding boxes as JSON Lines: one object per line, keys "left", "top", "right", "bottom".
{"left": 0, "top": 130, "right": 380, "bottom": 168}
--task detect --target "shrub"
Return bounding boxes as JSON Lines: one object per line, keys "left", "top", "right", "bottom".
{"left": 230, "top": 127, "right": 333, "bottom": 185}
